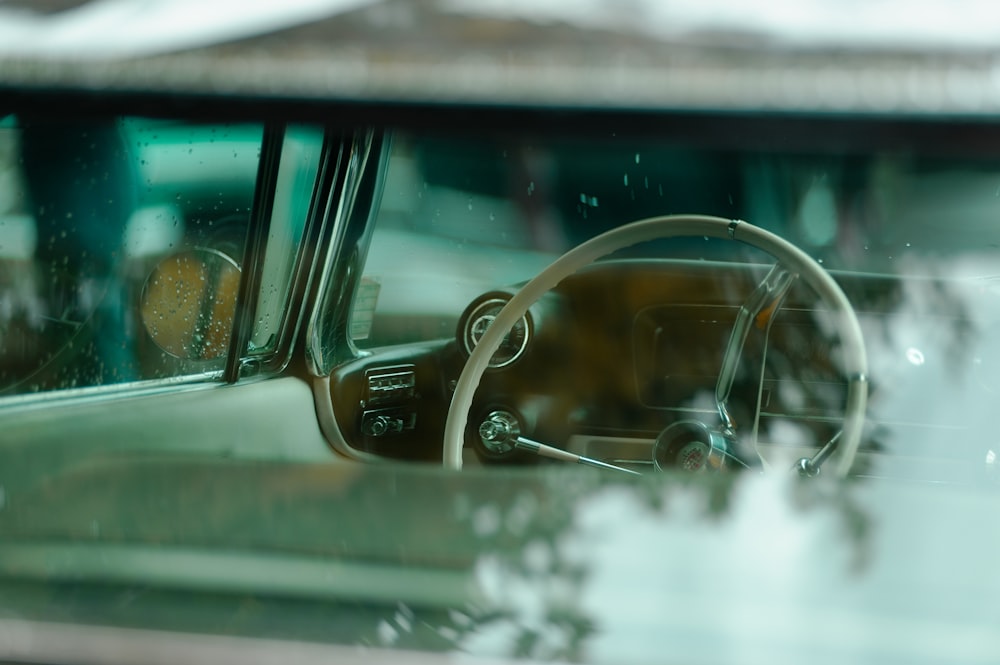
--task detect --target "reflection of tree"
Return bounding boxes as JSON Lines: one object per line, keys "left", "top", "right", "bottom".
{"left": 839, "top": 262, "right": 987, "bottom": 476}
{"left": 0, "top": 455, "right": 875, "bottom": 660}
{"left": 419, "top": 469, "right": 874, "bottom": 662}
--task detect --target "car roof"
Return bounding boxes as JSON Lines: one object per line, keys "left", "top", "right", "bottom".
{"left": 2, "top": 0, "right": 1000, "bottom": 116}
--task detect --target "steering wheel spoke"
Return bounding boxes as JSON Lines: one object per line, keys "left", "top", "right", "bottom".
{"left": 716, "top": 262, "right": 797, "bottom": 434}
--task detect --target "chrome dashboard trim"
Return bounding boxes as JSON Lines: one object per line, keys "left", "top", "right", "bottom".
{"left": 312, "top": 375, "right": 384, "bottom": 463}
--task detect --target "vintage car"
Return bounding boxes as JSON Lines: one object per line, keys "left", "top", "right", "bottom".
{"left": 1, "top": 1, "right": 999, "bottom": 663}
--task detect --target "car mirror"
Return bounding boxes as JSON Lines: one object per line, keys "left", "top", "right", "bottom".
{"left": 139, "top": 249, "right": 241, "bottom": 361}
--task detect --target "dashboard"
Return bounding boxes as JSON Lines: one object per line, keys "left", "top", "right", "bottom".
{"left": 329, "top": 259, "right": 995, "bottom": 482}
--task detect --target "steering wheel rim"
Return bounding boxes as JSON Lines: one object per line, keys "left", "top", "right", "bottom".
{"left": 443, "top": 215, "right": 868, "bottom": 477}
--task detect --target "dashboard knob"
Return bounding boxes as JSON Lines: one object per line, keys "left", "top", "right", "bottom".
{"left": 478, "top": 410, "right": 521, "bottom": 454}
{"left": 369, "top": 415, "right": 392, "bottom": 437}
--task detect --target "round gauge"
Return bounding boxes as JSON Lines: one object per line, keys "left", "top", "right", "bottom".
{"left": 462, "top": 297, "right": 530, "bottom": 369}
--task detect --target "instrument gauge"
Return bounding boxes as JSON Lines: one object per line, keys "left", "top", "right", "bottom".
{"left": 461, "top": 297, "right": 530, "bottom": 369}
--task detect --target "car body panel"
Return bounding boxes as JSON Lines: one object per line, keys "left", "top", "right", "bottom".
{"left": 0, "top": 377, "right": 334, "bottom": 492}
{"left": 0, "top": 460, "right": 997, "bottom": 664}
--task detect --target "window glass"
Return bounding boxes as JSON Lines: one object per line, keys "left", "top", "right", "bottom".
{"left": 356, "top": 132, "right": 1000, "bottom": 349}
{"left": 250, "top": 125, "right": 324, "bottom": 357}
{"left": 0, "top": 116, "right": 263, "bottom": 396}
{"left": 351, "top": 130, "right": 1000, "bottom": 473}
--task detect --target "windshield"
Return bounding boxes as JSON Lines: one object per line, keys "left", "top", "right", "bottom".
{"left": 352, "top": 128, "right": 1000, "bottom": 482}
{"left": 359, "top": 132, "right": 1000, "bottom": 336}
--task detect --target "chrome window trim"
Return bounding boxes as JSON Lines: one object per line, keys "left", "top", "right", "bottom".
{"left": 225, "top": 124, "right": 284, "bottom": 383}
{"left": 303, "top": 130, "right": 392, "bottom": 461}
{"left": 250, "top": 126, "right": 334, "bottom": 377}
{"left": 305, "top": 129, "right": 390, "bottom": 377}
{"left": 0, "top": 372, "right": 227, "bottom": 414}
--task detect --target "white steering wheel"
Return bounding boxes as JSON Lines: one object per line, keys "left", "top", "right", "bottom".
{"left": 443, "top": 215, "right": 868, "bottom": 477}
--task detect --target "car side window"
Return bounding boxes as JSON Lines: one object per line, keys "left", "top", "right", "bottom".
{"left": 0, "top": 116, "right": 266, "bottom": 396}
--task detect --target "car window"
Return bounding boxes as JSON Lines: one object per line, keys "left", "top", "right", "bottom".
{"left": 358, "top": 130, "right": 1000, "bottom": 344}
{"left": 347, "top": 128, "right": 1000, "bottom": 478}
{"left": 0, "top": 116, "right": 313, "bottom": 397}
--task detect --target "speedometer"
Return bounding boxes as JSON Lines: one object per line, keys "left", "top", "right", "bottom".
{"left": 461, "top": 297, "right": 530, "bottom": 369}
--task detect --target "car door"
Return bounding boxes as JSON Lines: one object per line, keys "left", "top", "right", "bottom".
{"left": 0, "top": 116, "right": 368, "bottom": 483}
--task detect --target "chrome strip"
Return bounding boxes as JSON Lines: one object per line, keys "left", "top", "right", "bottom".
{"left": 305, "top": 130, "right": 384, "bottom": 376}
{"left": 0, "top": 619, "right": 521, "bottom": 665}
{"left": 0, "top": 372, "right": 226, "bottom": 413}
{"left": 311, "top": 375, "right": 385, "bottom": 463}
{"left": 0, "top": 541, "right": 481, "bottom": 610}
